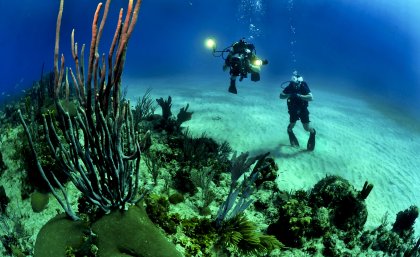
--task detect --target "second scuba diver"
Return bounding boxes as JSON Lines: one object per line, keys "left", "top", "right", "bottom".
{"left": 279, "top": 71, "right": 316, "bottom": 151}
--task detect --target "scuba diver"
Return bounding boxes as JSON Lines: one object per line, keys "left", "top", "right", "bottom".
{"left": 206, "top": 38, "right": 268, "bottom": 94}
{"left": 279, "top": 71, "right": 316, "bottom": 151}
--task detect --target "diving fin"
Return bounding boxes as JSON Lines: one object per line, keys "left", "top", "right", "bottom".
{"left": 288, "top": 130, "right": 299, "bottom": 147}
{"left": 307, "top": 129, "right": 316, "bottom": 151}
{"left": 228, "top": 79, "right": 237, "bottom": 94}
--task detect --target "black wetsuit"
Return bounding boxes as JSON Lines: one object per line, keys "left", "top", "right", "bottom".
{"left": 282, "top": 81, "right": 311, "bottom": 123}
{"left": 225, "top": 41, "right": 255, "bottom": 77}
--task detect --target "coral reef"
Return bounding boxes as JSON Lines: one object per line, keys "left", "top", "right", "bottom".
{"left": 216, "top": 214, "right": 282, "bottom": 255}
{"left": 11, "top": 129, "right": 68, "bottom": 199}
{"left": 393, "top": 205, "right": 419, "bottom": 238}
{"left": 268, "top": 198, "right": 313, "bottom": 247}
{"left": 359, "top": 205, "right": 419, "bottom": 256}
{"left": 133, "top": 88, "right": 157, "bottom": 125}
{"left": 35, "top": 204, "right": 183, "bottom": 257}
{"left": 2, "top": 89, "right": 420, "bottom": 256}
{"left": 12, "top": 0, "right": 181, "bottom": 256}
{"left": 265, "top": 175, "right": 419, "bottom": 256}
{"left": 310, "top": 175, "right": 368, "bottom": 231}
{"left": 145, "top": 194, "right": 181, "bottom": 235}
{"left": 19, "top": 0, "right": 145, "bottom": 219}
{"left": 0, "top": 207, "right": 32, "bottom": 256}
{"left": 155, "top": 96, "right": 194, "bottom": 133}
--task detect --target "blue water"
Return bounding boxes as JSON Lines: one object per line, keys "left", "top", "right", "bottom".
{"left": 0, "top": 0, "right": 419, "bottom": 117}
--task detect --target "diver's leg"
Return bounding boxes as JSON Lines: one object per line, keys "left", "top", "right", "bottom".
{"left": 288, "top": 122, "right": 296, "bottom": 132}
{"left": 301, "top": 110, "right": 316, "bottom": 151}
{"left": 228, "top": 75, "right": 238, "bottom": 94}
{"left": 303, "top": 123, "right": 315, "bottom": 134}
{"left": 287, "top": 122, "right": 299, "bottom": 147}
{"left": 303, "top": 122, "right": 316, "bottom": 151}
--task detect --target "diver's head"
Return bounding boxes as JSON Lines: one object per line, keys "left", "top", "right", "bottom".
{"left": 236, "top": 38, "right": 247, "bottom": 48}
{"left": 291, "top": 71, "right": 303, "bottom": 83}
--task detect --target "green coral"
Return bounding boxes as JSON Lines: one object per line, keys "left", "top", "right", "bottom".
{"left": 311, "top": 207, "right": 331, "bottom": 237}
{"left": 178, "top": 215, "right": 281, "bottom": 256}
{"left": 218, "top": 214, "right": 282, "bottom": 255}
{"left": 65, "top": 246, "right": 76, "bottom": 257}
{"left": 145, "top": 194, "right": 181, "bottom": 234}
{"left": 283, "top": 199, "right": 312, "bottom": 245}
{"left": 267, "top": 197, "right": 313, "bottom": 247}
{"left": 181, "top": 217, "right": 217, "bottom": 256}
{"left": 309, "top": 175, "right": 368, "bottom": 231}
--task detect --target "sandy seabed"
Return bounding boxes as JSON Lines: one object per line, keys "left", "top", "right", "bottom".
{"left": 125, "top": 74, "right": 420, "bottom": 236}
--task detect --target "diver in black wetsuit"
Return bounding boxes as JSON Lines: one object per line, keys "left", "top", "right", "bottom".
{"left": 279, "top": 71, "right": 316, "bottom": 151}
{"left": 222, "top": 38, "right": 268, "bottom": 94}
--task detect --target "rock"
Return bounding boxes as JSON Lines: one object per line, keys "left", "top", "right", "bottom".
{"left": 30, "top": 191, "right": 49, "bottom": 213}
{"left": 92, "top": 204, "right": 182, "bottom": 257}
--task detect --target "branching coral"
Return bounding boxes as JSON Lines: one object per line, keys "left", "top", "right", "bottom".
{"left": 18, "top": 0, "right": 144, "bottom": 220}
{"left": 133, "top": 88, "right": 157, "bottom": 124}
{"left": 215, "top": 152, "right": 271, "bottom": 227}
{"left": 155, "top": 96, "right": 193, "bottom": 133}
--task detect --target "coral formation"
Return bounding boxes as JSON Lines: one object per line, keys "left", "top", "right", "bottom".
{"left": 155, "top": 96, "right": 194, "bottom": 133}
{"left": 2, "top": 93, "right": 420, "bottom": 255}
{"left": 360, "top": 206, "right": 419, "bottom": 256}
{"left": 309, "top": 175, "right": 368, "bottom": 231}
{"left": 145, "top": 194, "right": 181, "bottom": 235}
{"left": 392, "top": 205, "right": 419, "bottom": 238}
{"left": 217, "top": 214, "right": 282, "bottom": 255}
{"left": 268, "top": 198, "right": 313, "bottom": 247}
{"left": 0, "top": 209, "right": 33, "bottom": 256}
{"left": 265, "top": 175, "right": 419, "bottom": 256}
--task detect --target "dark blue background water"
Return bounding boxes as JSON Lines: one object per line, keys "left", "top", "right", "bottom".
{"left": 0, "top": 0, "right": 419, "bottom": 117}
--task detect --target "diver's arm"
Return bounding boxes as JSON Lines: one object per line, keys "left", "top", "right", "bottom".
{"left": 279, "top": 92, "right": 289, "bottom": 99}
{"left": 223, "top": 54, "right": 233, "bottom": 71}
{"left": 299, "top": 93, "right": 313, "bottom": 101}
{"left": 279, "top": 92, "right": 313, "bottom": 101}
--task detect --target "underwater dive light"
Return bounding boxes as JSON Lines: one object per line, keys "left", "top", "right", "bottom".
{"left": 205, "top": 38, "right": 216, "bottom": 52}
{"left": 254, "top": 59, "right": 263, "bottom": 66}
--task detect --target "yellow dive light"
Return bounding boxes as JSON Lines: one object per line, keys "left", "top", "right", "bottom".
{"left": 254, "top": 59, "right": 263, "bottom": 66}
{"left": 205, "top": 38, "right": 216, "bottom": 51}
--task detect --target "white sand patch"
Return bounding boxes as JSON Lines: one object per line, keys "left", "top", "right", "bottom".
{"left": 125, "top": 75, "right": 420, "bottom": 235}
